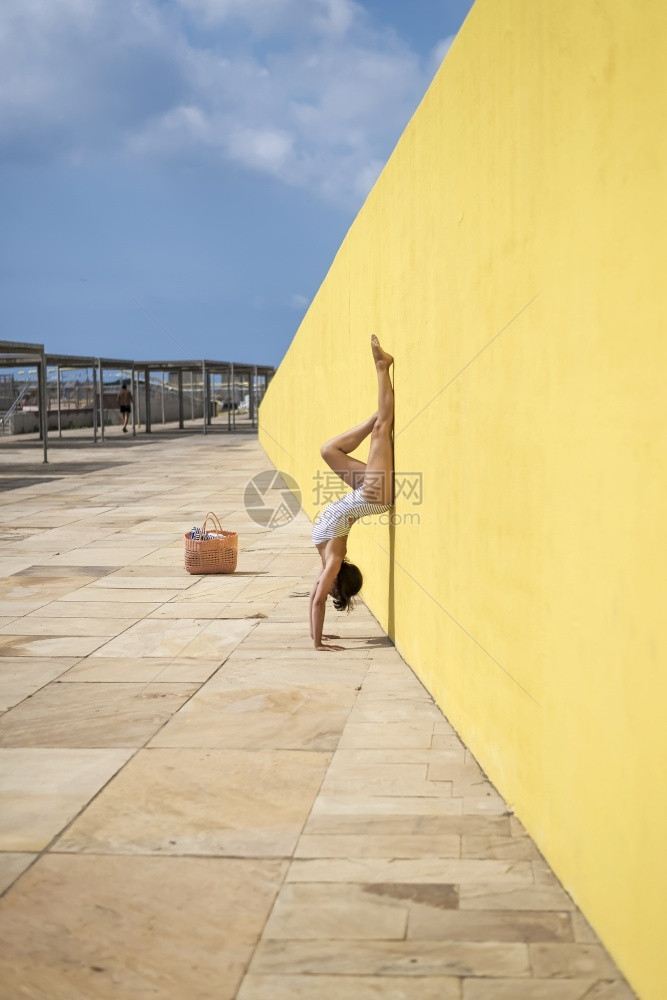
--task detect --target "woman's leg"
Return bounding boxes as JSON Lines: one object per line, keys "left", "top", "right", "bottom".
{"left": 360, "top": 335, "right": 394, "bottom": 506}
{"left": 320, "top": 411, "right": 377, "bottom": 489}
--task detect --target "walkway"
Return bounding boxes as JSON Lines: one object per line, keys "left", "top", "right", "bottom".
{"left": 0, "top": 430, "right": 634, "bottom": 999}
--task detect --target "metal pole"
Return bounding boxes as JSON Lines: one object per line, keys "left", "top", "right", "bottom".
{"left": 251, "top": 365, "right": 257, "bottom": 428}
{"left": 161, "top": 370, "right": 165, "bottom": 424}
{"left": 202, "top": 361, "right": 207, "bottom": 435}
{"left": 134, "top": 369, "right": 140, "bottom": 427}
{"left": 98, "top": 360, "right": 105, "bottom": 441}
{"left": 39, "top": 357, "right": 48, "bottom": 463}
{"left": 231, "top": 362, "right": 236, "bottom": 431}
{"left": 190, "top": 371, "right": 194, "bottom": 421}
{"left": 37, "top": 372, "right": 43, "bottom": 443}
{"left": 131, "top": 369, "right": 137, "bottom": 437}
{"left": 178, "top": 369, "right": 184, "bottom": 429}
{"left": 56, "top": 365, "right": 62, "bottom": 438}
{"left": 227, "top": 365, "right": 231, "bottom": 432}
{"left": 144, "top": 368, "right": 151, "bottom": 433}
{"left": 92, "top": 366, "right": 98, "bottom": 443}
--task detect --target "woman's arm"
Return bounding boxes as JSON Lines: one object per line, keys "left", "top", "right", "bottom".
{"left": 311, "top": 558, "right": 344, "bottom": 650}
{"left": 308, "top": 574, "right": 321, "bottom": 639}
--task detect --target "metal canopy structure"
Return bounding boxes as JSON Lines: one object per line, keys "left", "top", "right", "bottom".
{"left": 0, "top": 340, "right": 49, "bottom": 462}
{"left": 1, "top": 340, "right": 275, "bottom": 462}
{"left": 45, "top": 354, "right": 134, "bottom": 367}
{"left": 44, "top": 353, "right": 137, "bottom": 445}
{"left": 135, "top": 359, "right": 274, "bottom": 435}
{"left": 136, "top": 360, "right": 272, "bottom": 373}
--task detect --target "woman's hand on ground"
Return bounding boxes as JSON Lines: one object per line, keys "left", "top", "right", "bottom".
{"left": 315, "top": 643, "right": 345, "bottom": 651}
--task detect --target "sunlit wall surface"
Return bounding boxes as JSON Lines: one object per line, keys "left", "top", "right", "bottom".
{"left": 258, "top": 3, "right": 667, "bottom": 995}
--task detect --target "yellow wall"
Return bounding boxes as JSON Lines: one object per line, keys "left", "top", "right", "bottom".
{"left": 258, "top": 3, "right": 667, "bottom": 996}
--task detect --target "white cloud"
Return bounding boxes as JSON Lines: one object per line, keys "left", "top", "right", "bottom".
{"left": 175, "top": 0, "right": 358, "bottom": 38}
{"left": 430, "top": 34, "right": 456, "bottom": 76}
{"left": 228, "top": 127, "right": 294, "bottom": 173}
{"left": 0, "top": 0, "right": 446, "bottom": 206}
{"left": 289, "top": 293, "right": 309, "bottom": 309}
{"left": 353, "top": 158, "right": 385, "bottom": 198}
{"left": 313, "top": 0, "right": 357, "bottom": 39}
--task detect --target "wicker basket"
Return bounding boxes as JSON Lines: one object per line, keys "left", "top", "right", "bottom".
{"left": 184, "top": 512, "right": 238, "bottom": 575}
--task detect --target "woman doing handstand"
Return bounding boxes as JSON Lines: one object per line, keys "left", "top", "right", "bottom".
{"left": 309, "top": 334, "right": 394, "bottom": 651}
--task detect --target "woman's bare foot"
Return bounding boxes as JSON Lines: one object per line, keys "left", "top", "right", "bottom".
{"left": 371, "top": 334, "right": 394, "bottom": 369}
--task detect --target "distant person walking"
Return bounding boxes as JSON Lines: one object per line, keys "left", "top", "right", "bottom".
{"left": 117, "top": 382, "right": 133, "bottom": 433}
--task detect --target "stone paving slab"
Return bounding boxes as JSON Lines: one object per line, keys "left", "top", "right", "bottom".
{"left": 0, "top": 430, "right": 636, "bottom": 999}
{"left": 0, "top": 854, "right": 286, "bottom": 1000}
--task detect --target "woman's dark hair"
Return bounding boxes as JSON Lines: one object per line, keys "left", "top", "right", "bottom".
{"left": 331, "top": 559, "right": 363, "bottom": 613}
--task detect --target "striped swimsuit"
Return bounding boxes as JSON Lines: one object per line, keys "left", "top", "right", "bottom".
{"left": 311, "top": 486, "right": 393, "bottom": 544}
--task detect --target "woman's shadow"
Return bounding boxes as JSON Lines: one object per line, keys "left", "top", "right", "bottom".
{"left": 387, "top": 515, "right": 396, "bottom": 643}
{"left": 387, "top": 370, "right": 397, "bottom": 643}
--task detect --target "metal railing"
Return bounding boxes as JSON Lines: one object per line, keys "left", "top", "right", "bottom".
{"left": 0, "top": 385, "right": 28, "bottom": 435}
{"left": 0, "top": 369, "right": 268, "bottom": 444}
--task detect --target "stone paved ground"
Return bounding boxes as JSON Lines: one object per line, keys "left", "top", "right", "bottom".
{"left": 0, "top": 427, "right": 636, "bottom": 999}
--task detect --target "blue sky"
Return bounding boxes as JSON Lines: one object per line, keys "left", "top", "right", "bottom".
{"left": 0, "top": 0, "right": 475, "bottom": 368}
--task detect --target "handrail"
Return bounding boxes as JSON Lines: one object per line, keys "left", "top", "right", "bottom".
{"left": 1, "top": 378, "right": 253, "bottom": 427}
{"left": 0, "top": 385, "right": 28, "bottom": 433}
